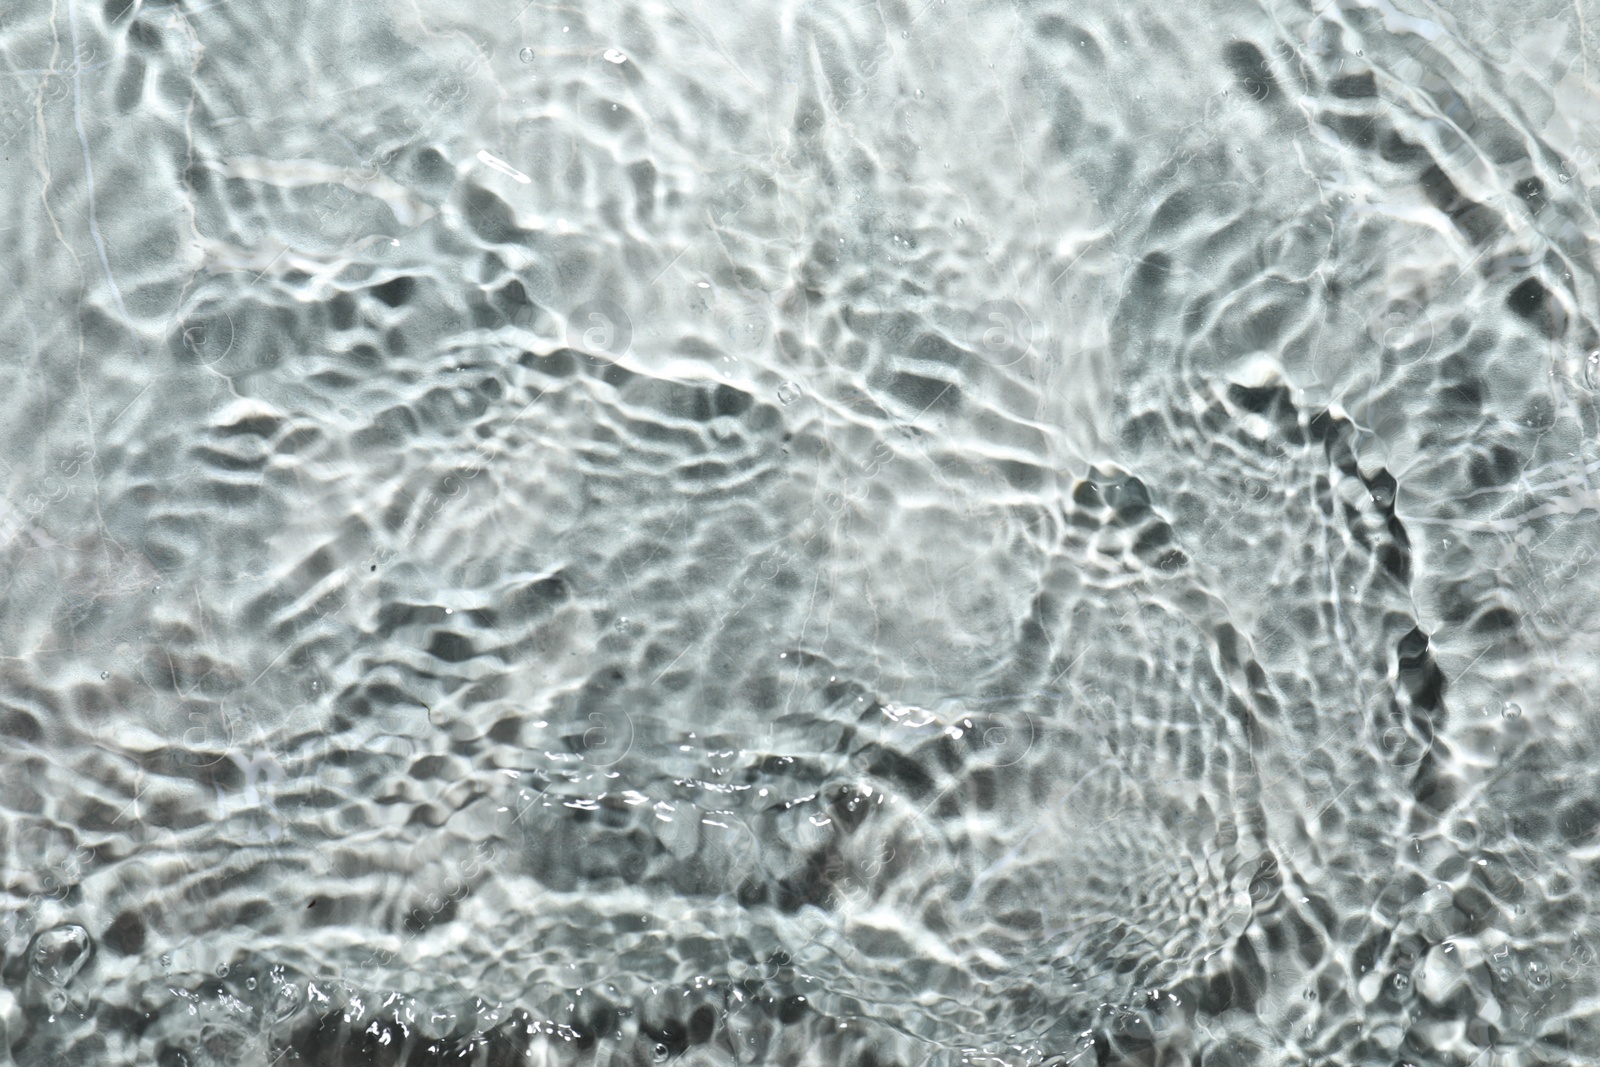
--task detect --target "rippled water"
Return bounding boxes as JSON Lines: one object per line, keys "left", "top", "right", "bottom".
{"left": 4, "top": 0, "right": 1600, "bottom": 1064}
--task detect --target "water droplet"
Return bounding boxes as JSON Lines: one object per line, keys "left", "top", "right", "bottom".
{"left": 603, "top": 49, "right": 627, "bottom": 64}
{"left": 777, "top": 381, "right": 802, "bottom": 405}
{"left": 519, "top": 47, "right": 535, "bottom": 63}
{"left": 1502, "top": 702, "right": 1522, "bottom": 719}
{"left": 29, "top": 925, "right": 91, "bottom": 987}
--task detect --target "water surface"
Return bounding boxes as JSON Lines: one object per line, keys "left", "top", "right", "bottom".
{"left": 3, "top": 0, "right": 1600, "bottom": 1064}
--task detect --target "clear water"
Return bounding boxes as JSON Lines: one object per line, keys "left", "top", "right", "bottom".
{"left": 2, "top": 0, "right": 1599, "bottom": 1063}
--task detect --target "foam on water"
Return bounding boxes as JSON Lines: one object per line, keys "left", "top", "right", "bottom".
{"left": 3, "top": 0, "right": 1600, "bottom": 1064}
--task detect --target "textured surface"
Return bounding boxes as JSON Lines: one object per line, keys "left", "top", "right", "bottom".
{"left": 4, "top": 0, "right": 1600, "bottom": 1064}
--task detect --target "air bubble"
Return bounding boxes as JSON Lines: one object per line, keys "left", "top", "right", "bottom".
{"left": 777, "top": 381, "right": 802, "bottom": 405}
{"left": 519, "top": 47, "right": 535, "bottom": 63}
{"left": 100, "top": 671, "right": 109, "bottom": 680}
{"left": 1502, "top": 702, "right": 1522, "bottom": 719}
{"left": 29, "top": 925, "right": 91, "bottom": 987}
{"left": 273, "top": 981, "right": 303, "bottom": 1023}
